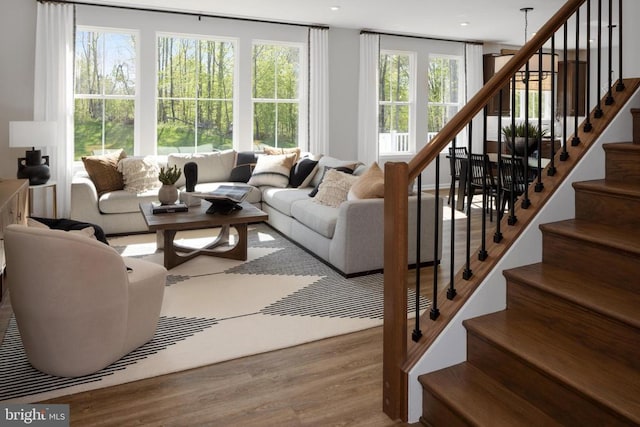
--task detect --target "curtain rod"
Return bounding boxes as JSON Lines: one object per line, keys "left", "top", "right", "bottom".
{"left": 39, "top": 0, "right": 330, "bottom": 30}
{"left": 360, "top": 29, "right": 483, "bottom": 46}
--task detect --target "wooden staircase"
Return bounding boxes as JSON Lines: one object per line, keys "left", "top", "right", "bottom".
{"left": 417, "top": 113, "right": 640, "bottom": 426}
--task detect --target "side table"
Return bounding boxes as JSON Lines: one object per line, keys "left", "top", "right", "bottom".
{"left": 29, "top": 180, "right": 57, "bottom": 219}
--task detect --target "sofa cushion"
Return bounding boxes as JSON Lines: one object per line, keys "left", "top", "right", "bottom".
{"left": 81, "top": 149, "right": 126, "bottom": 196}
{"left": 98, "top": 189, "right": 159, "bottom": 214}
{"left": 262, "top": 187, "right": 310, "bottom": 216}
{"left": 313, "top": 169, "right": 359, "bottom": 208}
{"left": 192, "top": 182, "right": 262, "bottom": 204}
{"left": 289, "top": 158, "right": 319, "bottom": 188}
{"left": 118, "top": 157, "right": 162, "bottom": 193}
{"left": 290, "top": 198, "right": 339, "bottom": 239}
{"left": 247, "top": 153, "right": 297, "bottom": 188}
{"left": 263, "top": 146, "right": 301, "bottom": 163}
{"left": 309, "top": 165, "right": 355, "bottom": 197}
{"left": 348, "top": 162, "right": 385, "bottom": 200}
{"left": 167, "top": 150, "right": 236, "bottom": 187}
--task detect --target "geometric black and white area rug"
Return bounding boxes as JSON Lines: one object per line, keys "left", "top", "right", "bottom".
{"left": 0, "top": 223, "right": 430, "bottom": 403}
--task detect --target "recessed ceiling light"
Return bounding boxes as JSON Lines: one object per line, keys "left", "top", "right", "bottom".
{"left": 330, "top": 5, "right": 340, "bottom": 11}
{"left": 460, "top": 21, "right": 470, "bottom": 27}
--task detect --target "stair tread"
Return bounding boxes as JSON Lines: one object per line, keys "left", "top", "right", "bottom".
{"left": 464, "top": 310, "right": 640, "bottom": 422}
{"left": 419, "top": 363, "right": 563, "bottom": 426}
{"left": 574, "top": 179, "right": 640, "bottom": 197}
{"left": 603, "top": 142, "right": 640, "bottom": 152}
{"left": 504, "top": 263, "right": 640, "bottom": 329}
{"left": 540, "top": 219, "right": 640, "bottom": 255}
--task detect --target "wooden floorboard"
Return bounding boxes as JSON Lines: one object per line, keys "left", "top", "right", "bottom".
{"left": 0, "top": 192, "right": 482, "bottom": 426}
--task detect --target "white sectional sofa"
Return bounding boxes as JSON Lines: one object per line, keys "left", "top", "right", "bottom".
{"left": 70, "top": 150, "right": 442, "bottom": 276}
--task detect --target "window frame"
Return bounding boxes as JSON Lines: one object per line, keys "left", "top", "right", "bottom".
{"left": 155, "top": 32, "right": 238, "bottom": 154}
{"left": 378, "top": 49, "right": 416, "bottom": 156}
{"left": 251, "top": 39, "right": 306, "bottom": 150}
{"left": 426, "top": 53, "right": 464, "bottom": 152}
{"left": 74, "top": 25, "right": 139, "bottom": 160}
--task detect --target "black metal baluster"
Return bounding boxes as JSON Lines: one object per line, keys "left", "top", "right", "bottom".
{"left": 463, "top": 123, "right": 473, "bottom": 280}
{"left": 494, "top": 90, "right": 504, "bottom": 241}
{"left": 560, "top": 22, "right": 570, "bottom": 161}
{"left": 413, "top": 172, "right": 423, "bottom": 340}
{"left": 430, "top": 167, "right": 440, "bottom": 320}
{"left": 584, "top": 0, "right": 593, "bottom": 133}
{"left": 535, "top": 48, "right": 544, "bottom": 193}
{"left": 447, "top": 139, "right": 456, "bottom": 302}
{"left": 479, "top": 107, "right": 488, "bottom": 261}
{"left": 595, "top": 0, "right": 604, "bottom": 118}
{"left": 548, "top": 34, "right": 557, "bottom": 176}
{"left": 606, "top": 0, "right": 614, "bottom": 105}
{"left": 522, "top": 60, "right": 531, "bottom": 209}
{"left": 572, "top": 6, "right": 581, "bottom": 146}
{"left": 616, "top": 0, "right": 625, "bottom": 91}
{"left": 508, "top": 74, "right": 518, "bottom": 225}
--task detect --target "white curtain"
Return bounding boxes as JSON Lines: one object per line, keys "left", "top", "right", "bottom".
{"left": 309, "top": 28, "right": 329, "bottom": 156}
{"left": 357, "top": 33, "right": 379, "bottom": 165}
{"left": 34, "top": 3, "right": 75, "bottom": 218}
{"left": 465, "top": 43, "right": 484, "bottom": 154}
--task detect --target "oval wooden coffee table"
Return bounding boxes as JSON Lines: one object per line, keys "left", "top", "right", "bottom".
{"left": 139, "top": 201, "right": 268, "bottom": 269}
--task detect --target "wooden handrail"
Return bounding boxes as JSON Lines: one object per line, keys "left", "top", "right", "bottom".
{"left": 407, "top": 0, "right": 585, "bottom": 181}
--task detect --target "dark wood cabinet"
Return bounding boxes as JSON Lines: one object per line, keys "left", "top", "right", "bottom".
{"left": 557, "top": 60, "right": 586, "bottom": 116}
{"left": 483, "top": 54, "right": 511, "bottom": 116}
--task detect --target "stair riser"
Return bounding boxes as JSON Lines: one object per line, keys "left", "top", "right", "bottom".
{"left": 575, "top": 190, "right": 640, "bottom": 228}
{"left": 420, "top": 393, "right": 471, "bottom": 427}
{"left": 542, "top": 232, "right": 640, "bottom": 292}
{"left": 466, "top": 333, "right": 628, "bottom": 426}
{"left": 604, "top": 148, "right": 640, "bottom": 182}
{"left": 506, "top": 280, "right": 640, "bottom": 365}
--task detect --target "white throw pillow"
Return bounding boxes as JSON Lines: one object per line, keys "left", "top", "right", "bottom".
{"left": 313, "top": 169, "right": 359, "bottom": 208}
{"left": 118, "top": 157, "right": 161, "bottom": 193}
{"left": 247, "top": 153, "right": 297, "bottom": 188}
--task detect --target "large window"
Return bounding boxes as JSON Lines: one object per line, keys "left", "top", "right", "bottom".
{"left": 157, "top": 35, "right": 235, "bottom": 154}
{"left": 427, "top": 55, "right": 463, "bottom": 144}
{"left": 378, "top": 51, "right": 414, "bottom": 154}
{"left": 74, "top": 28, "right": 137, "bottom": 160}
{"left": 252, "top": 42, "right": 301, "bottom": 149}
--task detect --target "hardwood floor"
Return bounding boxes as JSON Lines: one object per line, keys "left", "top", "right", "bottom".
{"left": 0, "top": 191, "right": 484, "bottom": 426}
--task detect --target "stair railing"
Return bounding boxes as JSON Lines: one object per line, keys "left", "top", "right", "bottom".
{"left": 383, "top": 0, "right": 629, "bottom": 421}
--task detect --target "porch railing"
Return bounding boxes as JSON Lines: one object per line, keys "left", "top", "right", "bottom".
{"left": 383, "top": 0, "right": 630, "bottom": 421}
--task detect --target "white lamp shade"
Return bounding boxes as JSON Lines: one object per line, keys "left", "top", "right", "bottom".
{"left": 9, "top": 121, "right": 58, "bottom": 149}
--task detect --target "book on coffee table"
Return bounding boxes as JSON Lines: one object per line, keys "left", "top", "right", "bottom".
{"left": 191, "top": 185, "right": 252, "bottom": 214}
{"left": 191, "top": 185, "right": 251, "bottom": 203}
{"left": 152, "top": 202, "right": 189, "bottom": 214}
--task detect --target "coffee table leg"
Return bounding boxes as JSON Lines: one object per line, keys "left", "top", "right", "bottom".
{"left": 161, "top": 224, "right": 248, "bottom": 270}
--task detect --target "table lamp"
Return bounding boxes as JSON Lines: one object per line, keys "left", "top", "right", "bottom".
{"left": 9, "top": 121, "right": 57, "bottom": 185}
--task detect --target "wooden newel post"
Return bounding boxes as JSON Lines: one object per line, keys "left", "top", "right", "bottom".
{"left": 383, "top": 161, "right": 409, "bottom": 421}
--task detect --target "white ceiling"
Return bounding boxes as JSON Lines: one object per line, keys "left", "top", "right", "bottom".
{"left": 78, "top": 0, "right": 568, "bottom": 46}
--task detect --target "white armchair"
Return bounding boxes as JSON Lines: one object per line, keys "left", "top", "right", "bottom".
{"left": 4, "top": 224, "right": 166, "bottom": 377}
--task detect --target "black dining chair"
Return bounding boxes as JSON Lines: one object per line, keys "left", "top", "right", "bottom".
{"left": 498, "top": 156, "right": 528, "bottom": 215}
{"left": 447, "top": 146, "right": 467, "bottom": 205}
{"left": 465, "top": 153, "right": 498, "bottom": 220}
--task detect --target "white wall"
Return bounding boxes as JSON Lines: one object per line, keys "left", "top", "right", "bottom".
{"left": 0, "top": 0, "right": 37, "bottom": 180}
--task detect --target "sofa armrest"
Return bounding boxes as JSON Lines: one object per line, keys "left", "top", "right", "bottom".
{"left": 329, "top": 194, "right": 443, "bottom": 275}
{"left": 70, "top": 175, "right": 103, "bottom": 222}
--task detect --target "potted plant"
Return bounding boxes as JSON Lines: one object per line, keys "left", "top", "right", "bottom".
{"left": 502, "top": 122, "right": 548, "bottom": 156}
{"left": 158, "top": 165, "right": 182, "bottom": 205}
